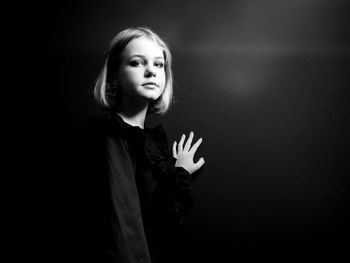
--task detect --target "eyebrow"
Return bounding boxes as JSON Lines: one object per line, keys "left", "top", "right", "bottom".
{"left": 129, "top": 55, "right": 164, "bottom": 60}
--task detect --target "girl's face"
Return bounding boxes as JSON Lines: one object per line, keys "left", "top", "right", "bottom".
{"left": 118, "top": 36, "right": 166, "bottom": 105}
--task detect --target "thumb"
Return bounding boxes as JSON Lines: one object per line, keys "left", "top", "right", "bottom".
{"left": 194, "top": 157, "right": 205, "bottom": 170}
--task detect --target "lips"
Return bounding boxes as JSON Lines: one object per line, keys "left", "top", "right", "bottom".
{"left": 142, "top": 82, "right": 158, "bottom": 87}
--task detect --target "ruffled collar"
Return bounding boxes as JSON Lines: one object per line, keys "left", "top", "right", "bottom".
{"left": 110, "top": 113, "right": 170, "bottom": 163}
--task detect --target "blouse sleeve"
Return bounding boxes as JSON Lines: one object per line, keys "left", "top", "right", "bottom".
{"left": 172, "top": 164, "right": 195, "bottom": 224}
{"left": 156, "top": 155, "right": 194, "bottom": 225}
{"left": 144, "top": 126, "right": 195, "bottom": 224}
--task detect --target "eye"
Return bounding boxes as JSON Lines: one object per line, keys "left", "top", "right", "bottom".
{"left": 130, "top": 60, "right": 144, "bottom": 67}
{"left": 155, "top": 62, "right": 164, "bottom": 68}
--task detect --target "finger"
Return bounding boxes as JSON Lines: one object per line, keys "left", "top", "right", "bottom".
{"left": 189, "top": 137, "right": 203, "bottom": 155}
{"left": 172, "top": 141, "right": 178, "bottom": 158}
{"left": 194, "top": 157, "right": 205, "bottom": 170}
{"left": 183, "top": 131, "right": 194, "bottom": 151}
{"left": 177, "top": 134, "right": 186, "bottom": 152}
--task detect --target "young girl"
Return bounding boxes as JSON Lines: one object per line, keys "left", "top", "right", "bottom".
{"left": 83, "top": 27, "right": 205, "bottom": 263}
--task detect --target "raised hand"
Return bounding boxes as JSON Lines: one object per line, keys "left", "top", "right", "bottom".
{"left": 172, "top": 131, "right": 205, "bottom": 175}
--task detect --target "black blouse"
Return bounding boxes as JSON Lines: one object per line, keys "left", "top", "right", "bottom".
{"left": 82, "top": 113, "right": 193, "bottom": 263}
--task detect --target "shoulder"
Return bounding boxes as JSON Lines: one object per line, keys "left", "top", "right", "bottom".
{"left": 82, "top": 113, "right": 123, "bottom": 151}
{"left": 83, "top": 114, "right": 130, "bottom": 159}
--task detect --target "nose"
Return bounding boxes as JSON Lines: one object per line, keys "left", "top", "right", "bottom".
{"left": 144, "top": 65, "right": 156, "bottom": 78}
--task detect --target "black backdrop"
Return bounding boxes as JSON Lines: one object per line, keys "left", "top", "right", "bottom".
{"left": 19, "top": 0, "right": 350, "bottom": 261}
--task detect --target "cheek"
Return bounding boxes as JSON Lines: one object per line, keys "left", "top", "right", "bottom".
{"left": 119, "top": 68, "right": 139, "bottom": 87}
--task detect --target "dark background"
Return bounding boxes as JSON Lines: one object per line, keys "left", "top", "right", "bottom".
{"left": 19, "top": 0, "right": 350, "bottom": 261}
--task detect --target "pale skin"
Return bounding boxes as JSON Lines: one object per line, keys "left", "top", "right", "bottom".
{"left": 116, "top": 36, "right": 205, "bottom": 175}
{"left": 172, "top": 132, "right": 205, "bottom": 175}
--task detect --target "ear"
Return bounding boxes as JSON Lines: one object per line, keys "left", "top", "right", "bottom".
{"left": 108, "top": 77, "right": 118, "bottom": 88}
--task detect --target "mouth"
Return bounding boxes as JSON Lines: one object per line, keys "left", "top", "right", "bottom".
{"left": 142, "top": 82, "right": 158, "bottom": 88}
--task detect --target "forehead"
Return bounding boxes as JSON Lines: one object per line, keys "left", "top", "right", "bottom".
{"left": 122, "top": 36, "right": 164, "bottom": 59}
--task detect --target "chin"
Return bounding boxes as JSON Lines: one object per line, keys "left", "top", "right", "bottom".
{"left": 143, "top": 92, "right": 162, "bottom": 101}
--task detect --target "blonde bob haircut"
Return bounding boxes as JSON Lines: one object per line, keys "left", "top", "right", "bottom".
{"left": 94, "top": 27, "right": 174, "bottom": 115}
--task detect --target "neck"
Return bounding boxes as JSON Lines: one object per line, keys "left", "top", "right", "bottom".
{"left": 117, "top": 97, "right": 149, "bottom": 129}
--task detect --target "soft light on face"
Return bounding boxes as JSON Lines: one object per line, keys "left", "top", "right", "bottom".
{"left": 118, "top": 36, "right": 166, "bottom": 105}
